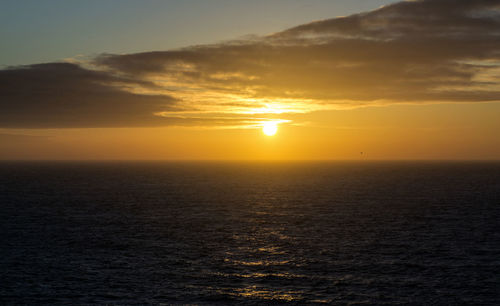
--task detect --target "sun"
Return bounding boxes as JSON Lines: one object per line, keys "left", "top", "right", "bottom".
{"left": 262, "top": 122, "right": 278, "bottom": 136}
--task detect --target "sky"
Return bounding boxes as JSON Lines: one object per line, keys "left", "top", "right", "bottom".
{"left": 0, "top": 0, "right": 399, "bottom": 66}
{"left": 1, "top": 0, "right": 499, "bottom": 160}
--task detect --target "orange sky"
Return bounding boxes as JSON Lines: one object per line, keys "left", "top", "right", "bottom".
{"left": 2, "top": 102, "right": 499, "bottom": 160}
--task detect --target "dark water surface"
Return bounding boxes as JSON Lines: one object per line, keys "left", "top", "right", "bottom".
{"left": 0, "top": 161, "right": 499, "bottom": 305}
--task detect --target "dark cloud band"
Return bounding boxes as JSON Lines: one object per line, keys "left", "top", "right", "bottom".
{"left": 1, "top": 0, "right": 500, "bottom": 128}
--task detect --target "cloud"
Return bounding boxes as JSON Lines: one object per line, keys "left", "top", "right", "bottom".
{"left": 1, "top": 0, "right": 500, "bottom": 128}
{"left": 0, "top": 63, "right": 181, "bottom": 128}
{"left": 0, "top": 133, "right": 49, "bottom": 143}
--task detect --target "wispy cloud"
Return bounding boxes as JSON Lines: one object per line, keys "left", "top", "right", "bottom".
{"left": 0, "top": 133, "right": 49, "bottom": 142}
{"left": 1, "top": 0, "right": 499, "bottom": 128}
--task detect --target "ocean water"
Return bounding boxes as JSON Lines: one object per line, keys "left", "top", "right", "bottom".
{"left": 0, "top": 161, "right": 499, "bottom": 305}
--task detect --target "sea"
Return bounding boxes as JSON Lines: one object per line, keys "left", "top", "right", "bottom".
{"left": 0, "top": 161, "right": 499, "bottom": 305}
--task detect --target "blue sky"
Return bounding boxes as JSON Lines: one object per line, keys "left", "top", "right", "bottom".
{"left": 0, "top": 0, "right": 399, "bottom": 66}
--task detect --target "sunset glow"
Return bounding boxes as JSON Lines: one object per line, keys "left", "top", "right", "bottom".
{"left": 262, "top": 122, "right": 278, "bottom": 136}
{"left": 0, "top": 0, "right": 499, "bottom": 160}
{"left": 1, "top": 2, "right": 499, "bottom": 304}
